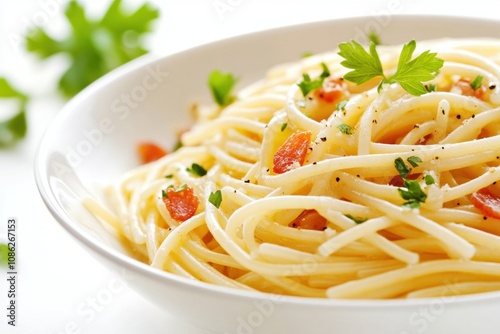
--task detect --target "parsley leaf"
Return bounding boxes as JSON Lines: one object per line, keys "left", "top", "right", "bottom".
{"left": 187, "top": 163, "right": 207, "bottom": 177}
{"left": 336, "top": 100, "right": 348, "bottom": 111}
{"left": 394, "top": 157, "right": 411, "bottom": 178}
{"left": 208, "top": 70, "right": 239, "bottom": 106}
{"left": 398, "top": 179, "right": 427, "bottom": 208}
{"left": 25, "top": 0, "right": 159, "bottom": 97}
{"left": 209, "top": 190, "right": 222, "bottom": 208}
{"left": 407, "top": 156, "right": 422, "bottom": 168}
{"left": 297, "top": 62, "right": 330, "bottom": 97}
{"left": 0, "top": 78, "right": 28, "bottom": 147}
{"left": 470, "top": 75, "right": 483, "bottom": 90}
{"left": 345, "top": 214, "right": 368, "bottom": 224}
{"left": 281, "top": 123, "right": 288, "bottom": 132}
{"left": 424, "top": 174, "right": 435, "bottom": 185}
{"left": 394, "top": 156, "right": 428, "bottom": 209}
{"left": 338, "top": 40, "right": 444, "bottom": 96}
{"left": 368, "top": 31, "right": 381, "bottom": 46}
{"left": 337, "top": 124, "right": 354, "bottom": 135}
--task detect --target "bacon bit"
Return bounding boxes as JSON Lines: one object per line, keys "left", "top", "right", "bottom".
{"left": 273, "top": 131, "right": 312, "bottom": 174}
{"left": 137, "top": 142, "right": 168, "bottom": 164}
{"left": 471, "top": 187, "right": 500, "bottom": 219}
{"left": 163, "top": 185, "right": 199, "bottom": 222}
{"left": 451, "top": 78, "right": 484, "bottom": 100}
{"left": 289, "top": 210, "right": 327, "bottom": 231}
{"left": 314, "top": 77, "right": 346, "bottom": 104}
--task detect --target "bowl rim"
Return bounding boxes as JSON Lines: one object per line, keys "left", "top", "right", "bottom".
{"left": 34, "top": 13, "right": 500, "bottom": 307}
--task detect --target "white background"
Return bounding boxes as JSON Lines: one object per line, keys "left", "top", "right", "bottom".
{"left": 0, "top": 1, "right": 498, "bottom": 333}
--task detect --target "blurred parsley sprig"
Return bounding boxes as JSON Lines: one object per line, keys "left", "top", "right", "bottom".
{"left": 0, "top": 78, "right": 28, "bottom": 147}
{"left": 0, "top": 0, "right": 159, "bottom": 148}
{"left": 25, "top": 0, "right": 160, "bottom": 97}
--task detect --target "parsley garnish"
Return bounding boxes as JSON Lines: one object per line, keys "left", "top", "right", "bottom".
{"left": 336, "top": 100, "right": 348, "bottom": 111}
{"left": 470, "top": 75, "right": 483, "bottom": 90}
{"left": 0, "top": 78, "right": 28, "bottom": 147}
{"left": 337, "top": 124, "right": 354, "bottom": 135}
{"left": 407, "top": 156, "right": 422, "bottom": 168}
{"left": 281, "top": 123, "right": 288, "bottom": 132}
{"left": 187, "top": 163, "right": 207, "bottom": 177}
{"left": 209, "top": 190, "right": 222, "bottom": 208}
{"left": 424, "top": 174, "right": 435, "bottom": 185}
{"left": 161, "top": 189, "right": 167, "bottom": 199}
{"left": 345, "top": 214, "right": 368, "bottom": 224}
{"left": 368, "top": 31, "right": 381, "bottom": 46}
{"left": 425, "top": 83, "right": 437, "bottom": 92}
{"left": 302, "top": 52, "right": 314, "bottom": 58}
{"left": 398, "top": 179, "right": 427, "bottom": 209}
{"left": 175, "top": 184, "right": 187, "bottom": 192}
{"left": 338, "top": 40, "right": 444, "bottom": 96}
{"left": 208, "top": 70, "right": 239, "bottom": 106}
{"left": 394, "top": 156, "right": 428, "bottom": 208}
{"left": 164, "top": 174, "right": 174, "bottom": 179}
{"left": 26, "top": 0, "right": 159, "bottom": 97}
{"left": 297, "top": 62, "right": 330, "bottom": 97}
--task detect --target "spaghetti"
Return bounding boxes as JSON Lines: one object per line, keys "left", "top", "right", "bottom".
{"left": 86, "top": 38, "right": 500, "bottom": 299}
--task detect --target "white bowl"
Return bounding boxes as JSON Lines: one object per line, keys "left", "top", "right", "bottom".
{"left": 35, "top": 15, "right": 500, "bottom": 334}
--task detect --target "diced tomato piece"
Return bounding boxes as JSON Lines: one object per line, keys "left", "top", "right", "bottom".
{"left": 452, "top": 79, "right": 484, "bottom": 100}
{"left": 471, "top": 187, "right": 500, "bottom": 219}
{"left": 163, "top": 185, "right": 199, "bottom": 222}
{"left": 273, "top": 131, "right": 312, "bottom": 174}
{"left": 315, "top": 77, "right": 345, "bottom": 104}
{"left": 289, "top": 210, "right": 327, "bottom": 231}
{"left": 137, "top": 142, "right": 167, "bottom": 164}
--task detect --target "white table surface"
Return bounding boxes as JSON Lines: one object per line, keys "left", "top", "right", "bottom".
{"left": 0, "top": 1, "right": 498, "bottom": 333}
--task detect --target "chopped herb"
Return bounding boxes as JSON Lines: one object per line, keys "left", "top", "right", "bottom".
{"left": 470, "top": 75, "right": 484, "bottom": 90}
{"left": 336, "top": 100, "right": 348, "bottom": 111}
{"left": 302, "top": 52, "right": 314, "bottom": 58}
{"left": 345, "top": 214, "right": 368, "bottom": 224}
{"left": 425, "top": 83, "right": 437, "bottom": 92}
{"left": 175, "top": 184, "right": 187, "bottom": 192}
{"left": 187, "top": 163, "right": 207, "bottom": 177}
{"left": 337, "top": 123, "right": 354, "bottom": 135}
{"left": 407, "top": 156, "right": 422, "bottom": 168}
{"left": 209, "top": 190, "right": 222, "bottom": 208}
{"left": 172, "top": 139, "right": 183, "bottom": 152}
{"left": 297, "top": 62, "right": 330, "bottom": 97}
{"left": 398, "top": 179, "right": 427, "bottom": 209}
{"left": 208, "top": 70, "right": 239, "bottom": 106}
{"left": 424, "top": 174, "right": 435, "bottom": 185}
{"left": 368, "top": 31, "right": 381, "bottom": 46}
{"left": 161, "top": 189, "right": 167, "bottom": 199}
{"left": 164, "top": 174, "right": 174, "bottom": 179}
{"left": 394, "top": 157, "right": 411, "bottom": 178}
{"left": 338, "top": 40, "right": 444, "bottom": 96}
{"left": 281, "top": 123, "right": 288, "bottom": 132}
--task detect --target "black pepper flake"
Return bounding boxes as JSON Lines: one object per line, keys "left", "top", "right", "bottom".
{"left": 322, "top": 226, "right": 327, "bottom": 231}
{"left": 320, "top": 137, "right": 327, "bottom": 142}
{"left": 291, "top": 223, "right": 297, "bottom": 227}
{"left": 356, "top": 174, "right": 360, "bottom": 178}
{"left": 490, "top": 84, "right": 496, "bottom": 90}
{"left": 441, "top": 146, "right": 445, "bottom": 150}
{"left": 441, "top": 109, "right": 445, "bottom": 115}
{"left": 472, "top": 114, "right": 476, "bottom": 118}
{"left": 266, "top": 168, "right": 270, "bottom": 172}
{"left": 483, "top": 216, "right": 488, "bottom": 220}
{"left": 312, "top": 162, "right": 317, "bottom": 165}
{"left": 372, "top": 120, "right": 378, "bottom": 124}
{"left": 308, "top": 147, "right": 313, "bottom": 151}
{"left": 414, "top": 124, "right": 420, "bottom": 129}
{"left": 234, "top": 190, "right": 237, "bottom": 193}
{"left": 497, "top": 156, "right": 500, "bottom": 160}
{"left": 494, "top": 181, "right": 497, "bottom": 185}
{"left": 335, "top": 177, "right": 340, "bottom": 182}
{"left": 456, "top": 115, "right": 461, "bottom": 120}
{"left": 244, "top": 179, "right": 250, "bottom": 183}
{"left": 435, "top": 156, "right": 439, "bottom": 160}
